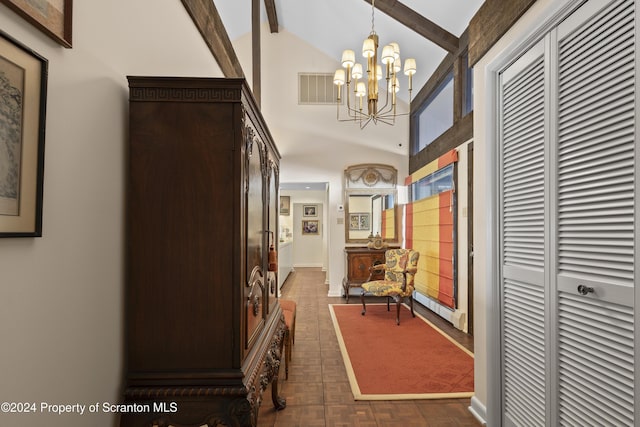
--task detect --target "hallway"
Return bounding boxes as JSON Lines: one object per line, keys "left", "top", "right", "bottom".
{"left": 258, "top": 268, "right": 479, "bottom": 426}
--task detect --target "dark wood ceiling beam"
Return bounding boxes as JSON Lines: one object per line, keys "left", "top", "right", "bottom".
{"left": 365, "top": 0, "right": 459, "bottom": 53}
{"left": 468, "top": 0, "right": 537, "bottom": 66}
{"left": 264, "top": 0, "right": 279, "bottom": 33}
{"left": 181, "top": 0, "right": 244, "bottom": 78}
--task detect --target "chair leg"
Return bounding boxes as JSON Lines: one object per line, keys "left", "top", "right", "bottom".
{"left": 361, "top": 290, "right": 367, "bottom": 316}
{"left": 395, "top": 296, "right": 401, "bottom": 325}
{"left": 386, "top": 296, "right": 390, "bottom": 311}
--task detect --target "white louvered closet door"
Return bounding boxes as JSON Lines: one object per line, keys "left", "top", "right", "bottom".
{"left": 555, "top": 0, "right": 635, "bottom": 425}
{"left": 499, "top": 40, "right": 549, "bottom": 427}
{"left": 498, "top": 0, "right": 636, "bottom": 425}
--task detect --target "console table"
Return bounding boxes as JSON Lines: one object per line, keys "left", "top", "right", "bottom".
{"left": 342, "top": 247, "right": 391, "bottom": 303}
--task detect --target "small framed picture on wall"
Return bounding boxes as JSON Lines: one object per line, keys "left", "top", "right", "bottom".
{"left": 303, "top": 204, "right": 317, "bottom": 217}
{"left": 302, "top": 220, "right": 319, "bottom": 235}
{"left": 349, "top": 213, "right": 370, "bottom": 231}
{"left": 280, "top": 196, "right": 290, "bottom": 215}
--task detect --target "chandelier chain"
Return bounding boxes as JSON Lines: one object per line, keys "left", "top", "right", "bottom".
{"left": 370, "top": 0, "right": 375, "bottom": 35}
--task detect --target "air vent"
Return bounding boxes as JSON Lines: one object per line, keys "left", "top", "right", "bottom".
{"left": 298, "top": 73, "right": 341, "bottom": 105}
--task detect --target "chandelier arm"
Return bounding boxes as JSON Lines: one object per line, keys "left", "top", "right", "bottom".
{"left": 334, "top": 0, "right": 414, "bottom": 127}
{"left": 375, "top": 78, "right": 393, "bottom": 115}
{"left": 344, "top": 82, "right": 359, "bottom": 119}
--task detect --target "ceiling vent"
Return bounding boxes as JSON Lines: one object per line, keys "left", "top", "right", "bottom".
{"left": 298, "top": 73, "right": 341, "bottom": 105}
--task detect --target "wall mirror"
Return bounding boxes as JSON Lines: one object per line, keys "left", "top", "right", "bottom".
{"left": 344, "top": 164, "right": 399, "bottom": 244}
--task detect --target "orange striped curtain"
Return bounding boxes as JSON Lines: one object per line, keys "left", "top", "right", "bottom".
{"left": 405, "top": 150, "right": 457, "bottom": 309}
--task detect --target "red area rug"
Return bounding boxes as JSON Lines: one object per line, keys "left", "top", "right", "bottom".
{"left": 329, "top": 303, "right": 474, "bottom": 400}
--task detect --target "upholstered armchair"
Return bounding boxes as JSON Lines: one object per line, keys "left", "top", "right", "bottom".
{"left": 360, "top": 248, "right": 420, "bottom": 325}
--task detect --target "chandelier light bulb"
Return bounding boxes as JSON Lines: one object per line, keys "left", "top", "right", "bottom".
{"left": 404, "top": 58, "right": 417, "bottom": 76}
{"left": 362, "top": 38, "right": 375, "bottom": 58}
{"left": 390, "top": 42, "right": 400, "bottom": 60}
{"left": 381, "top": 45, "right": 395, "bottom": 65}
{"left": 333, "top": 69, "right": 346, "bottom": 86}
{"left": 352, "top": 63, "right": 363, "bottom": 80}
{"left": 356, "top": 82, "right": 367, "bottom": 97}
{"left": 393, "top": 57, "right": 402, "bottom": 74}
{"left": 341, "top": 50, "right": 355, "bottom": 68}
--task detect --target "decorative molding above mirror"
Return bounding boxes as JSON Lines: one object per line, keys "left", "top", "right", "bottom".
{"left": 344, "top": 164, "right": 399, "bottom": 244}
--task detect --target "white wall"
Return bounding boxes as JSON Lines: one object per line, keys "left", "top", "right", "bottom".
{"left": 281, "top": 189, "right": 327, "bottom": 270}
{"left": 292, "top": 202, "right": 324, "bottom": 267}
{"left": 0, "top": 1, "right": 222, "bottom": 426}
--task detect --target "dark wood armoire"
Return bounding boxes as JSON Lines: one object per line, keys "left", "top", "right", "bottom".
{"left": 121, "top": 77, "right": 286, "bottom": 427}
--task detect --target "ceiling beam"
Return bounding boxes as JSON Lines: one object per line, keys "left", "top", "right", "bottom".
{"left": 264, "top": 0, "right": 279, "bottom": 33}
{"left": 365, "top": 0, "right": 459, "bottom": 53}
{"left": 181, "top": 0, "right": 244, "bottom": 78}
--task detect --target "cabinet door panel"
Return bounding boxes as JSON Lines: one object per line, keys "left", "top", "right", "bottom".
{"left": 245, "top": 128, "right": 266, "bottom": 349}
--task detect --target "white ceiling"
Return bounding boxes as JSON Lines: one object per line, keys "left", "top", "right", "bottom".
{"left": 216, "top": 0, "right": 484, "bottom": 97}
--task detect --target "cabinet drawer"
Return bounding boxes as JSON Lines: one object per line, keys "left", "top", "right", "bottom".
{"left": 347, "top": 252, "right": 386, "bottom": 282}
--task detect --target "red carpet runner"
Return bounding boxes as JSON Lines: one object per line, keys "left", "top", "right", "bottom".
{"left": 329, "top": 303, "right": 474, "bottom": 400}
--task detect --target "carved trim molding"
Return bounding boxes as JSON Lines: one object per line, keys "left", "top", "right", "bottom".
{"left": 129, "top": 87, "right": 242, "bottom": 103}
{"left": 344, "top": 164, "right": 397, "bottom": 189}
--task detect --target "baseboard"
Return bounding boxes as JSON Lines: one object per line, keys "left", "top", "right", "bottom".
{"left": 327, "top": 288, "right": 343, "bottom": 297}
{"left": 468, "top": 396, "right": 487, "bottom": 426}
{"left": 293, "top": 263, "right": 323, "bottom": 268}
{"left": 413, "top": 292, "right": 454, "bottom": 323}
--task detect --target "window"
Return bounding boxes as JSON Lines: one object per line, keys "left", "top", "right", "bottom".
{"left": 413, "top": 72, "right": 454, "bottom": 154}
{"left": 410, "top": 164, "right": 454, "bottom": 202}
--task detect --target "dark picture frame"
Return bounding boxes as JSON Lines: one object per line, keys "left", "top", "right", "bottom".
{"left": 0, "top": 31, "right": 47, "bottom": 237}
{"left": 303, "top": 204, "right": 317, "bottom": 217}
{"left": 0, "top": 0, "right": 72, "bottom": 48}
{"left": 302, "top": 220, "right": 319, "bottom": 235}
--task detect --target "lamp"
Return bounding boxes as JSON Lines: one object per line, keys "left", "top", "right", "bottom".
{"left": 333, "top": 0, "right": 416, "bottom": 128}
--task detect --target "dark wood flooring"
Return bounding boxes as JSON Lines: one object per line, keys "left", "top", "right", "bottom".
{"left": 258, "top": 267, "right": 480, "bottom": 427}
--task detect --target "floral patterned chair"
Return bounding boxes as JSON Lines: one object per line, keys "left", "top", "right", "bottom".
{"left": 360, "top": 248, "right": 420, "bottom": 325}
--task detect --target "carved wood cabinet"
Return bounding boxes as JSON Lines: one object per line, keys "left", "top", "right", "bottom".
{"left": 121, "top": 77, "right": 285, "bottom": 427}
{"left": 342, "top": 247, "right": 389, "bottom": 302}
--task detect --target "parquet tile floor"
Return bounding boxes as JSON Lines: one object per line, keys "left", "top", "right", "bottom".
{"left": 258, "top": 267, "right": 480, "bottom": 427}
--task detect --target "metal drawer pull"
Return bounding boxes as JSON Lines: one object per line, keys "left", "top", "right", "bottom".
{"left": 577, "top": 285, "right": 594, "bottom": 295}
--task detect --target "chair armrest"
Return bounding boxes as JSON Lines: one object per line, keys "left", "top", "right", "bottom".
{"left": 366, "top": 263, "right": 386, "bottom": 281}
{"left": 399, "top": 267, "right": 418, "bottom": 291}
{"left": 370, "top": 263, "right": 386, "bottom": 272}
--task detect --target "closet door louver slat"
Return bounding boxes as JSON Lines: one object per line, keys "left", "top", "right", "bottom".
{"left": 556, "top": 0, "right": 635, "bottom": 425}
{"left": 500, "top": 46, "right": 547, "bottom": 426}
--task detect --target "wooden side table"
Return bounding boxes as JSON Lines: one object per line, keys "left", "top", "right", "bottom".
{"left": 342, "top": 247, "right": 389, "bottom": 303}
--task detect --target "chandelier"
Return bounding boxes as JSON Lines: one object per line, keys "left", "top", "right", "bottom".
{"left": 333, "top": 0, "right": 416, "bottom": 128}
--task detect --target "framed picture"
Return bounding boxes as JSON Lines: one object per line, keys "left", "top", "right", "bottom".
{"left": 280, "top": 196, "right": 290, "bottom": 215}
{"left": 0, "top": 31, "right": 48, "bottom": 237}
{"left": 349, "top": 213, "right": 370, "bottom": 231}
{"left": 0, "top": 0, "right": 73, "bottom": 48}
{"left": 302, "top": 220, "right": 319, "bottom": 235}
{"left": 303, "top": 204, "right": 317, "bottom": 217}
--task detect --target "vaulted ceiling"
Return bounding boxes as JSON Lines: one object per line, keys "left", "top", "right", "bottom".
{"left": 187, "top": 0, "right": 486, "bottom": 158}
{"left": 215, "top": 0, "right": 484, "bottom": 98}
